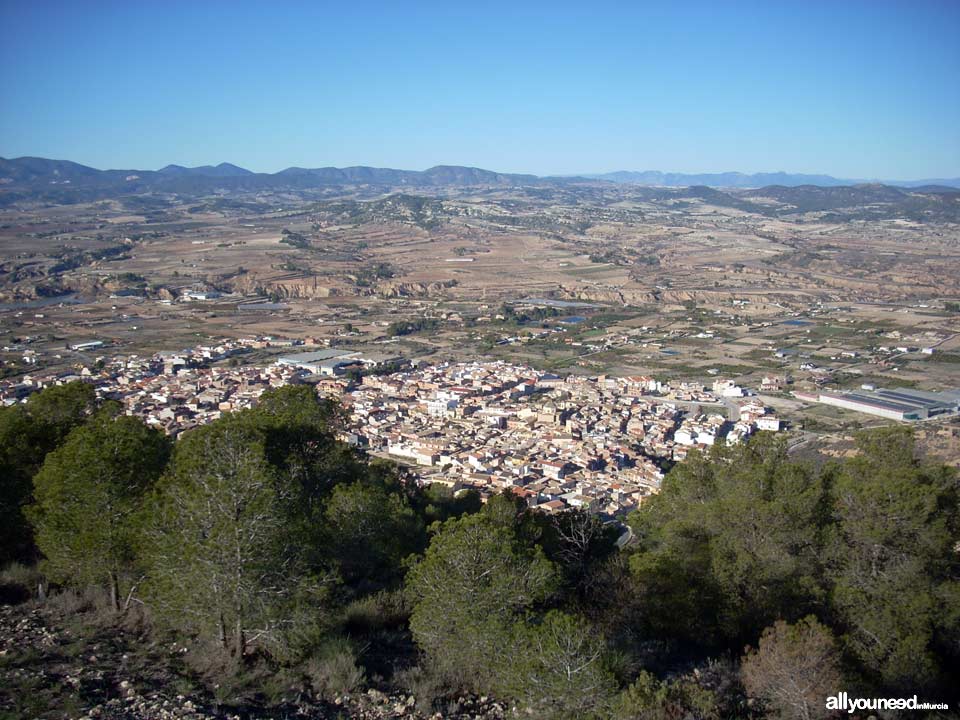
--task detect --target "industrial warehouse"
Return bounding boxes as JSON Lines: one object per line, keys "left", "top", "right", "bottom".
{"left": 796, "top": 387, "right": 960, "bottom": 422}
{"left": 275, "top": 349, "right": 405, "bottom": 376}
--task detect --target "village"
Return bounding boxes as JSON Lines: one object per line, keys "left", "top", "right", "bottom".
{"left": 0, "top": 337, "right": 790, "bottom": 519}
{"left": 341, "top": 360, "right": 782, "bottom": 517}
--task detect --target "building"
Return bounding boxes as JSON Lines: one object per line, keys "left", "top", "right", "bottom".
{"left": 316, "top": 358, "right": 364, "bottom": 376}
{"left": 757, "top": 416, "right": 782, "bottom": 432}
{"left": 712, "top": 379, "right": 746, "bottom": 398}
{"left": 809, "top": 388, "right": 960, "bottom": 422}
{"left": 276, "top": 349, "right": 404, "bottom": 375}
{"left": 70, "top": 340, "right": 104, "bottom": 352}
{"left": 426, "top": 392, "right": 459, "bottom": 417}
{"left": 276, "top": 349, "right": 361, "bottom": 373}
{"left": 182, "top": 290, "right": 222, "bottom": 301}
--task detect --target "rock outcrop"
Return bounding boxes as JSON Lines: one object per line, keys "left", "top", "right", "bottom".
{"left": 374, "top": 280, "right": 458, "bottom": 298}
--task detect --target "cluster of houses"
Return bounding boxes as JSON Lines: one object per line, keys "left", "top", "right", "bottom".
{"left": 342, "top": 362, "right": 782, "bottom": 518}
{"left": 0, "top": 342, "right": 785, "bottom": 520}
{"left": 0, "top": 338, "right": 305, "bottom": 434}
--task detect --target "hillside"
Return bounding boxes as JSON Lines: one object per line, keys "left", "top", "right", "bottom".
{"left": 589, "top": 169, "right": 960, "bottom": 189}
{"left": 0, "top": 157, "right": 544, "bottom": 205}
{"left": 3, "top": 157, "right": 959, "bottom": 209}
{"left": 1, "top": 381, "right": 958, "bottom": 718}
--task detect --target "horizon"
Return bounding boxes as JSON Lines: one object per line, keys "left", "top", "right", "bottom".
{"left": 2, "top": 1, "right": 959, "bottom": 178}
{"left": 4, "top": 154, "right": 959, "bottom": 184}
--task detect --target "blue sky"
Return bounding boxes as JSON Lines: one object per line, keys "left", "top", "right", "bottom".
{"left": 1, "top": 0, "right": 958, "bottom": 178}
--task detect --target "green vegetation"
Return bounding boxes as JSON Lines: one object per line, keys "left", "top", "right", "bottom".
{"left": 1, "top": 387, "right": 958, "bottom": 716}
{"left": 0, "top": 382, "right": 99, "bottom": 565}
{"left": 625, "top": 430, "right": 958, "bottom": 694}
{"left": 353, "top": 261, "right": 397, "bottom": 287}
{"left": 109, "top": 271, "right": 146, "bottom": 285}
{"left": 29, "top": 407, "right": 171, "bottom": 610}
{"left": 318, "top": 194, "right": 444, "bottom": 230}
{"left": 589, "top": 247, "right": 660, "bottom": 268}
{"left": 494, "top": 303, "right": 561, "bottom": 327}
{"left": 48, "top": 244, "right": 129, "bottom": 274}
{"left": 387, "top": 317, "right": 441, "bottom": 336}
{"left": 277, "top": 261, "right": 311, "bottom": 273}
{"left": 279, "top": 228, "right": 311, "bottom": 249}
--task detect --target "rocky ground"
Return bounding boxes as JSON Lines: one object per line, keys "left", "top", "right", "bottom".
{"left": 0, "top": 601, "right": 507, "bottom": 720}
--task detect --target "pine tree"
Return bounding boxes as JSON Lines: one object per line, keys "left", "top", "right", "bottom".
{"left": 28, "top": 408, "right": 170, "bottom": 609}
{"left": 825, "top": 427, "right": 960, "bottom": 691}
{"left": 144, "top": 415, "right": 293, "bottom": 655}
{"left": 406, "top": 493, "right": 558, "bottom": 690}
{"left": 0, "top": 381, "right": 98, "bottom": 564}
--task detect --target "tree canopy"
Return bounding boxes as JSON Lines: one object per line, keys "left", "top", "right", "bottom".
{"left": 29, "top": 408, "right": 171, "bottom": 608}
{"left": 0, "top": 381, "right": 99, "bottom": 565}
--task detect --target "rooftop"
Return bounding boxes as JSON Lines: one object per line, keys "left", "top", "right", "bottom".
{"left": 276, "top": 349, "right": 358, "bottom": 365}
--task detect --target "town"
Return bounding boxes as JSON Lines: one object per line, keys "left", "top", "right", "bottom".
{"left": 0, "top": 336, "right": 795, "bottom": 519}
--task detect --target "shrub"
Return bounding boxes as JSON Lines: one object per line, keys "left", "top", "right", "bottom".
{"left": 613, "top": 670, "right": 720, "bottom": 720}
{"left": 44, "top": 587, "right": 98, "bottom": 616}
{"left": 0, "top": 562, "right": 44, "bottom": 605}
{"left": 741, "top": 617, "right": 842, "bottom": 720}
{"left": 343, "top": 590, "right": 410, "bottom": 634}
{"left": 303, "top": 636, "right": 365, "bottom": 700}
{"left": 393, "top": 664, "right": 452, "bottom": 713}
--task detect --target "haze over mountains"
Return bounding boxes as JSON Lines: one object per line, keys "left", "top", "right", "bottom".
{"left": 0, "top": 156, "right": 539, "bottom": 193}
{"left": 1, "top": 157, "right": 959, "bottom": 212}
{"left": 586, "top": 170, "right": 960, "bottom": 189}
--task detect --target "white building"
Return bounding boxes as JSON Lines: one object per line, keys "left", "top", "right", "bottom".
{"left": 757, "top": 416, "right": 782, "bottom": 432}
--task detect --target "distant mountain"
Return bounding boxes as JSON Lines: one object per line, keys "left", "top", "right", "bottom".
{"left": 597, "top": 182, "right": 960, "bottom": 222}
{"left": 744, "top": 183, "right": 909, "bottom": 208}
{"left": 158, "top": 162, "right": 253, "bottom": 177}
{"left": 0, "top": 157, "right": 543, "bottom": 204}
{"left": 587, "top": 170, "right": 960, "bottom": 189}
{"left": 718, "top": 183, "right": 960, "bottom": 223}
{"left": 1, "top": 157, "right": 958, "bottom": 209}
{"left": 0, "top": 157, "right": 133, "bottom": 185}
{"left": 890, "top": 178, "right": 960, "bottom": 189}
{"left": 421, "top": 165, "right": 538, "bottom": 185}
{"left": 274, "top": 165, "right": 538, "bottom": 186}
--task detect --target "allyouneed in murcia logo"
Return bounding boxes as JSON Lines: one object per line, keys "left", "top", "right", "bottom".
{"left": 826, "top": 692, "right": 949, "bottom": 714}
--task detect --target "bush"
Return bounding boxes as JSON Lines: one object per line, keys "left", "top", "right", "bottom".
{"left": 393, "top": 664, "right": 452, "bottom": 713}
{"left": 500, "top": 611, "right": 617, "bottom": 719}
{"left": 343, "top": 590, "right": 410, "bottom": 634}
{"left": 182, "top": 639, "right": 298, "bottom": 708}
{"left": 613, "top": 670, "right": 721, "bottom": 720}
{"left": 741, "top": 617, "right": 842, "bottom": 720}
{"left": 47, "top": 585, "right": 136, "bottom": 634}
{"left": 0, "top": 562, "right": 44, "bottom": 605}
{"left": 303, "top": 636, "right": 365, "bottom": 700}
{"left": 44, "top": 586, "right": 98, "bottom": 616}
{"left": 0, "top": 580, "right": 30, "bottom": 605}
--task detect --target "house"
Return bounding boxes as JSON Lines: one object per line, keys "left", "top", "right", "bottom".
{"left": 542, "top": 461, "right": 570, "bottom": 480}
{"left": 757, "top": 415, "right": 782, "bottom": 432}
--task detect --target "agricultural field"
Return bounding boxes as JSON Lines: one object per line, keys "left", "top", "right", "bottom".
{"left": 1, "top": 179, "right": 959, "bottom": 412}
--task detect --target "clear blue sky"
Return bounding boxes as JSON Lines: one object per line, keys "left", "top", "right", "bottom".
{"left": 1, "top": 0, "right": 958, "bottom": 179}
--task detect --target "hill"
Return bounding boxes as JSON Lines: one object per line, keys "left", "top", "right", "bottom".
{"left": 2, "top": 157, "right": 958, "bottom": 218}
{"left": 588, "top": 169, "right": 960, "bottom": 189}
{"left": 0, "top": 156, "right": 545, "bottom": 205}
{"left": 158, "top": 162, "right": 253, "bottom": 177}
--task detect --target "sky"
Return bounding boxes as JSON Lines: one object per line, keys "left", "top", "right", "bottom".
{"left": 1, "top": 0, "right": 958, "bottom": 179}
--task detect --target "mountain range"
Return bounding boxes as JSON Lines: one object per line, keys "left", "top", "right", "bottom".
{"left": 1, "top": 157, "right": 958, "bottom": 207}
{"left": 584, "top": 170, "right": 960, "bottom": 189}
{"left": 0, "top": 156, "right": 538, "bottom": 192}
